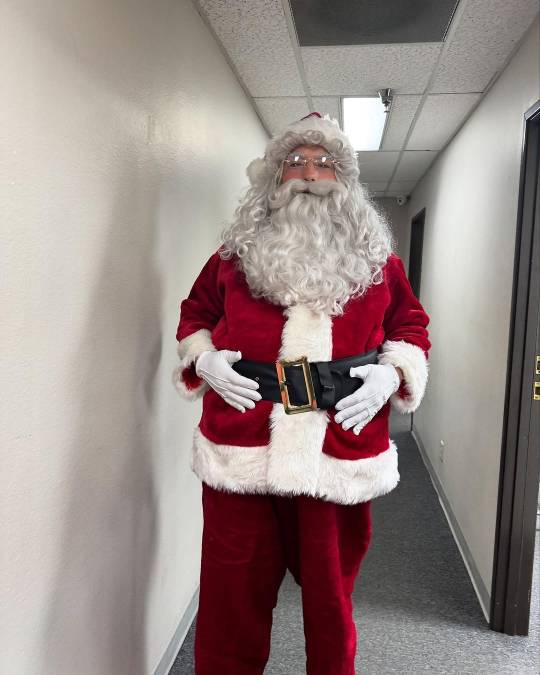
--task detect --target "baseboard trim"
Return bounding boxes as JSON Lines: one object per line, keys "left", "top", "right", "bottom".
{"left": 153, "top": 586, "right": 199, "bottom": 675}
{"left": 411, "top": 425, "right": 491, "bottom": 624}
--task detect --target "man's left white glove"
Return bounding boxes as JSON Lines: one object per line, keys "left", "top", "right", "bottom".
{"left": 334, "top": 363, "right": 400, "bottom": 435}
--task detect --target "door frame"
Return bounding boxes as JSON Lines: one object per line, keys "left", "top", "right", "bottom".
{"left": 490, "top": 98, "right": 540, "bottom": 635}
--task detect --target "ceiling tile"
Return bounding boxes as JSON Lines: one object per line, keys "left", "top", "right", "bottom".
{"left": 301, "top": 44, "right": 441, "bottom": 96}
{"left": 364, "top": 182, "right": 390, "bottom": 192}
{"left": 311, "top": 97, "right": 341, "bottom": 122}
{"left": 356, "top": 151, "right": 400, "bottom": 182}
{"left": 381, "top": 95, "right": 422, "bottom": 151}
{"left": 407, "top": 93, "right": 481, "bottom": 149}
{"left": 431, "top": 0, "right": 540, "bottom": 93}
{"left": 253, "top": 98, "right": 310, "bottom": 135}
{"left": 198, "top": 0, "right": 305, "bottom": 96}
{"left": 388, "top": 181, "right": 418, "bottom": 194}
{"left": 393, "top": 151, "right": 438, "bottom": 181}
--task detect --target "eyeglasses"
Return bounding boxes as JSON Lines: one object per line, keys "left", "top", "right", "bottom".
{"left": 282, "top": 154, "right": 339, "bottom": 170}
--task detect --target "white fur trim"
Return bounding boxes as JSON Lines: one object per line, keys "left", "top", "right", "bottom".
{"left": 266, "top": 306, "right": 332, "bottom": 494}
{"left": 246, "top": 157, "right": 267, "bottom": 184}
{"left": 191, "top": 427, "right": 268, "bottom": 494}
{"left": 191, "top": 427, "right": 399, "bottom": 505}
{"left": 377, "top": 340, "right": 429, "bottom": 414}
{"left": 318, "top": 441, "right": 399, "bottom": 504}
{"left": 171, "top": 329, "right": 215, "bottom": 401}
{"left": 267, "top": 114, "right": 355, "bottom": 160}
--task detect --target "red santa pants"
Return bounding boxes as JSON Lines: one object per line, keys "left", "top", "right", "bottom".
{"left": 194, "top": 482, "right": 373, "bottom": 675}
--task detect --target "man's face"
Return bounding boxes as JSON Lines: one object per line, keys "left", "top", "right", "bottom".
{"left": 280, "top": 144, "right": 337, "bottom": 184}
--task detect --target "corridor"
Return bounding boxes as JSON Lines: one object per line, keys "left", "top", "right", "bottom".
{"left": 2, "top": 1, "right": 540, "bottom": 674}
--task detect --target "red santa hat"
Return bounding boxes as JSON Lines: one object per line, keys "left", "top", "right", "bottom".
{"left": 247, "top": 112, "right": 359, "bottom": 187}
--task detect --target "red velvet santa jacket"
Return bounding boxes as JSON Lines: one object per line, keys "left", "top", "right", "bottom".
{"left": 173, "top": 250, "right": 431, "bottom": 505}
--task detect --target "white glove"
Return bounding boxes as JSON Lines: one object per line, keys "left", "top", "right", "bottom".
{"left": 195, "top": 350, "right": 262, "bottom": 413}
{"left": 334, "top": 363, "right": 400, "bottom": 435}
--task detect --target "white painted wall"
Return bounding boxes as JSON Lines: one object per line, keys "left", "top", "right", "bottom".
{"left": 0, "top": 1, "right": 267, "bottom": 674}
{"left": 373, "top": 197, "right": 412, "bottom": 268}
{"left": 408, "top": 15, "right": 540, "bottom": 595}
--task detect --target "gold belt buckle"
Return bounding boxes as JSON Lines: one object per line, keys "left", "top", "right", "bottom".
{"left": 275, "top": 355, "right": 317, "bottom": 414}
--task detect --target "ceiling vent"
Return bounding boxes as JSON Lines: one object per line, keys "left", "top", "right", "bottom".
{"left": 290, "top": 0, "right": 460, "bottom": 46}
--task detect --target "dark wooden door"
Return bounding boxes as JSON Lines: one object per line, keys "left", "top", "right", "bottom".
{"left": 490, "top": 98, "right": 540, "bottom": 635}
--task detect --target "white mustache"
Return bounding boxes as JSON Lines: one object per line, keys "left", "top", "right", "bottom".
{"left": 268, "top": 178, "right": 347, "bottom": 210}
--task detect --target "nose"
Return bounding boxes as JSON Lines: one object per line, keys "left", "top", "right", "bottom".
{"left": 303, "top": 162, "right": 318, "bottom": 181}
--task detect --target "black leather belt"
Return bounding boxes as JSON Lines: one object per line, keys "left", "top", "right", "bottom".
{"left": 232, "top": 348, "right": 380, "bottom": 414}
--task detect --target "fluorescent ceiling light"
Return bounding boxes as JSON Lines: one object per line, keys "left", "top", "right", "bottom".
{"left": 342, "top": 97, "right": 387, "bottom": 151}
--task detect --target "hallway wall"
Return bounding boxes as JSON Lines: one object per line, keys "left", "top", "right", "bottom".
{"left": 408, "top": 15, "right": 540, "bottom": 599}
{"left": 0, "top": 1, "right": 267, "bottom": 674}
{"left": 373, "top": 197, "right": 412, "bottom": 268}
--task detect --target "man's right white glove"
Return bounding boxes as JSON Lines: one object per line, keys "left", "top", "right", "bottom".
{"left": 195, "top": 350, "right": 262, "bottom": 413}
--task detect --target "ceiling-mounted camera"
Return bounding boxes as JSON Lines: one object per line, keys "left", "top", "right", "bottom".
{"left": 396, "top": 195, "right": 408, "bottom": 206}
{"left": 377, "top": 88, "right": 393, "bottom": 113}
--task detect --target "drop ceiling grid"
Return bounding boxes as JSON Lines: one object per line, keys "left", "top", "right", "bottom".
{"left": 394, "top": 151, "right": 439, "bottom": 181}
{"left": 356, "top": 151, "right": 401, "bottom": 182}
{"left": 198, "top": 0, "right": 305, "bottom": 96}
{"left": 381, "top": 95, "right": 423, "bottom": 151}
{"left": 254, "top": 96, "right": 343, "bottom": 136}
{"left": 195, "top": 0, "right": 453, "bottom": 190}
{"left": 367, "top": 182, "right": 392, "bottom": 192}
{"left": 407, "top": 93, "right": 482, "bottom": 150}
{"left": 311, "top": 97, "right": 341, "bottom": 122}
{"left": 430, "top": 0, "right": 540, "bottom": 92}
{"left": 300, "top": 43, "right": 442, "bottom": 96}
{"left": 195, "top": 0, "right": 539, "bottom": 195}
{"left": 388, "top": 181, "right": 419, "bottom": 194}
{"left": 254, "top": 97, "right": 310, "bottom": 134}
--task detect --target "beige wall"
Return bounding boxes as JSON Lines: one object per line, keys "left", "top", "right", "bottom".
{"left": 0, "top": 1, "right": 267, "bottom": 674}
{"left": 408, "top": 15, "right": 540, "bottom": 597}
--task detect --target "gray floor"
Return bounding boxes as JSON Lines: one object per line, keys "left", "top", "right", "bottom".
{"left": 170, "top": 417, "right": 540, "bottom": 674}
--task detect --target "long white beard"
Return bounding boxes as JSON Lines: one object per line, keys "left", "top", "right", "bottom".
{"left": 237, "top": 179, "right": 382, "bottom": 315}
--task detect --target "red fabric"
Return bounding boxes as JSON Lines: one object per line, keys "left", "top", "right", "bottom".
{"left": 182, "top": 366, "right": 205, "bottom": 392}
{"left": 195, "top": 483, "right": 373, "bottom": 675}
{"left": 378, "top": 255, "right": 430, "bottom": 358}
{"left": 176, "top": 250, "right": 431, "bottom": 458}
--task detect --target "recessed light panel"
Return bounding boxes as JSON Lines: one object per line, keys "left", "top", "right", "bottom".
{"left": 343, "top": 97, "right": 387, "bottom": 151}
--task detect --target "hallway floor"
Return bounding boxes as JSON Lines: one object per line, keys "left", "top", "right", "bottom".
{"left": 170, "top": 421, "right": 540, "bottom": 674}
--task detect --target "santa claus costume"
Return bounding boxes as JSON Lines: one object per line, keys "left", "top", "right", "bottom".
{"left": 173, "top": 113, "right": 431, "bottom": 675}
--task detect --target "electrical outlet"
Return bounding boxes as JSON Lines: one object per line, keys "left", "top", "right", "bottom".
{"left": 439, "top": 440, "right": 445, "bottom": 463}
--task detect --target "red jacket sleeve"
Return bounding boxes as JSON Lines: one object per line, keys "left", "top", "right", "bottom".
{"left": 377, "top": 253, "right": 431, "bottom": 414}
{"left": 172, "top": 251, "right": 224, "bottom": 401}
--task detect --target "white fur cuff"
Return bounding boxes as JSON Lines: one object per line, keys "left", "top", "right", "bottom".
{"left": 172, "top": 329, "right": 216, "bottom": 401}
{"left": 377, "top": 340, "right": 429, "bottom": 414}
{"left": 191, "top": 427, "right": 400, "bottom": 505}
